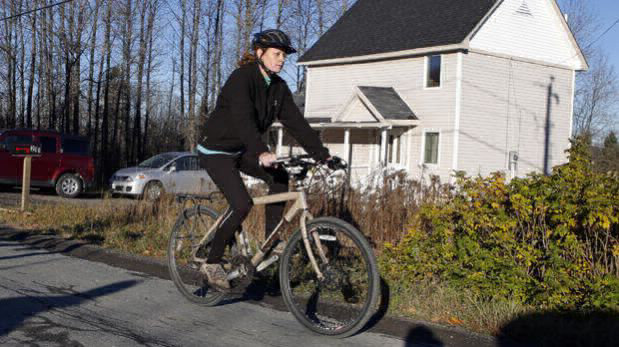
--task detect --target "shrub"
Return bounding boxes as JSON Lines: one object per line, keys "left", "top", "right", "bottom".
{"left": 382, "top": 138, "right": 619, "bottom": 310}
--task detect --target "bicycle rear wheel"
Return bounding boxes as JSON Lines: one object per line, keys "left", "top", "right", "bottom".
{"left": 167, "top": 205, "right": 226, "bottom": 306}
{"left": 279, "top": 217, "right": 380, "bottom": 337}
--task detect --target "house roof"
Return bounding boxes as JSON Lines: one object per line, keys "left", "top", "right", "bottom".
{"left": 307, "top": 117, "right": 332, "bottom": 124}
{"left": 298, "top": 0, "right": 497, "bottom": 63}
{"left": 357, "top": 87, "right": 417, "bottom": 120}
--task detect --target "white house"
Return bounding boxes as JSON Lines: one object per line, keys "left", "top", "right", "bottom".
{"left": 273, "top": 0, "right": 587, "bottom": 183}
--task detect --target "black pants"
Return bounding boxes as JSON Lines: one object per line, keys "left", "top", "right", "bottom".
{"left": 199, "top": 152, "right": 289, "bottom": 264}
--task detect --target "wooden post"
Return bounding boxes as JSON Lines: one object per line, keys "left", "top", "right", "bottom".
{"left": 21, "top": 156, "right": 32, "bottom": 211}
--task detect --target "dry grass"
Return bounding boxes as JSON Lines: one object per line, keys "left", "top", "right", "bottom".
{"left": 384, "top": 280, "right": 528, "bottom": 334}
{"left": 5, "top": 174, "right": 613, "bottom": 344}
{"left": 305, "top": 170, "right": 452, "bottom": 252}
{"left": 1, "top": 195, "right": 183, "bottom": 257}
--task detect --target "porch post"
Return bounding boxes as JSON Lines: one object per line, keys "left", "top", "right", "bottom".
{"left": 344, "top": 128, "right": 351, "bottom": 165}
{"left": 392, "top": 134, "right": 399, "bottom": 164}
{"left": 380, "top": 129, "right": 388, "bottom": 165}
{"left": 406, "top": 129, "right": 413, "bottom": 170}
{"left": 277, "top": 128, "right": 284, "bottom": 156}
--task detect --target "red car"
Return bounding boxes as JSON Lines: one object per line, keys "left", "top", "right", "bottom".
{"left": 0, "top": 129, "right": 95, "bottom": 198}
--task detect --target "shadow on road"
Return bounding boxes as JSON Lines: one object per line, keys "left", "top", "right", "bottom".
{"left": 356, "top": 276, "right": 391, "bottom": 335}
{"left": 496, "top": 309, "right": 619, "bottom": 347}
{"left": 404, "top": 326, "right": 444, "bottom": 346}
{"left": 0, "top": 280, "right": 139, "bottom": 340}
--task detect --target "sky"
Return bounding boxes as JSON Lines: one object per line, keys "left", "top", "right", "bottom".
{"left": 557, "top": 0, "right": 619, "bottom": 75}
{"left": 593, "top": 0, "right": 619, "bottom": 74}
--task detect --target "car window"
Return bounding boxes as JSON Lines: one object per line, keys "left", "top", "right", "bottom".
{"left": 139, "top": 153, "right": 178, "bottom": 168}
{"left": 1, "top": 135, "right": 32, "bottom": 152}
{"left": 62, "top": 138, "right": 89, "bottom": 155}
{"left": 175, "top": 157, "right": 192, "bottom": 171}
{"left": 6, "top": 135, "right": 34, "bottom": 144}
{"left": 188, "top": 156, "right": 200, "bottom": 170}
{"left": 39, "top": 136, "right": 57, "bottom": 153}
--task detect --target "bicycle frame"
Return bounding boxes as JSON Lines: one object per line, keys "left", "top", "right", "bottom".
{"left": 192, "top": 191, "right": 327, "bottom": 280}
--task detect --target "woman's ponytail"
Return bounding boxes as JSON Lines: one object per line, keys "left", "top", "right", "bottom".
{"left": 238, "top": 51, "right": 258, "bottom": 67}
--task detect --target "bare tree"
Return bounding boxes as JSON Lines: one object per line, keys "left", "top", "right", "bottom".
{"left": 133, "top": 0, "right": 158, "bottom": 160}
{"left": 1, "top": 0, "right": 18, "bottom": 128}
{"left": 210, "top": 0, "right": 225, "bottom": 107}
{"left": 179, "top": 0, "right": 187, "bottom": 148}
{"left": 573, "top": 53, "right": 618, "bottom": 137}
{"left": 87, "top": 0, "right": 102, "bottom": 137}
{"left": 143, "top": 0, "right": 159, "bottom": 159}
{"left": 18, "top": 0, "right": 26, "bottom": 128}
{"left": 560, "top": 0, "right": 619, "bottom": 137}
{"left": 187, "top": 0, "right": 202, "bottom": 149}
{"left": 100, "top": 0, "right": 113, "bottom": 184}
{"left": 26, "top": 2, "right": 37, "bottom": 128}
{"left": 71, "top": 0, "right": 87, "bottom": 135}
{"left": 122, "top": 0, "right": 135, "bottom": 163}
{"left": 133, "top": 0, "right": 148, "bottom": 160}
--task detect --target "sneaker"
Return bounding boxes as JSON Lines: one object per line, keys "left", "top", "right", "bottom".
{"left": 201, "top": 263, "right": 230, "bottom": 291}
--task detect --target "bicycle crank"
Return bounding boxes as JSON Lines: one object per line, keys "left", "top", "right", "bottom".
{"left": 226, "top": 255, "right": 255, "bottom": 293}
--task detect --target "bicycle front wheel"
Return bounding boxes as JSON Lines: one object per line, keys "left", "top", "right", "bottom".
{"left": 279, "top": 217, "right": 380, "bottom": 337}
{"left": 167, "top": 205, "right": 226, "bottom": 306}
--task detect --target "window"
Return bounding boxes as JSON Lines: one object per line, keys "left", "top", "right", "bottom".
{"left": 187, "top": 156, "right": 200, "bottom": 170}
{"left": 174, "top": 156, "right": 200, "bottom": 171}
{"left": 426, "top": 55, "right": 442, "bottom": 88}
{"left": 6, "top": 135, "right": 33, "bottom": 145}
{"left": 62, "top": 138, "right": 89, "bottom": 155}
{"left": 4, "top": 135, "right": 33, "bottom": 152}
{"left": 423, "top": 132, "right": 439, "bottom": 164}
{"left": 39, "top": 136, "right": 57, "bottom": 153}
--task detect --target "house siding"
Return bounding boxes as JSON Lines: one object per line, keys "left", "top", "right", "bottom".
{"left": 470, "top": 0, "right": 582, "bottom": 69}
{"left": 458, "top": 51, "right": 574, "bottom": 177}
{"left": 305, "top": 54, "right": 459, "bottom": 181}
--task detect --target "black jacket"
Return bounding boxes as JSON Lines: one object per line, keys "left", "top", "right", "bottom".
{"left": 200, "top": 62, "right": 329, "bottom": 161}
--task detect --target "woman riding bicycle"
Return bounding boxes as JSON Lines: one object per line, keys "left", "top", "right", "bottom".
{"left": 198, "top": 29, "right": 331, "bottom": 290}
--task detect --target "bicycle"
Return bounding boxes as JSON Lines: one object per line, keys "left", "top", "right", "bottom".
{"left": 167, "top": 155, "right": 380, "bottom": 337}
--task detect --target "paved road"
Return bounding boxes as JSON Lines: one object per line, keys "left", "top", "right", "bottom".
{"left": 0, "top": 238, "right": 413, "bottom": 347}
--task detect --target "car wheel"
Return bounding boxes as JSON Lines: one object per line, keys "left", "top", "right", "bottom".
{"left": 55, "top": 173, "right": 83, "bottom": 198}
{"left": 143, "top": 181, "right": 164, "bottom": 201}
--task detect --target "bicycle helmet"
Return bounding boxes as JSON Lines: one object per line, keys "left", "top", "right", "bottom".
{"left": 252, "top": 29, "right": 297, "bottom": 54}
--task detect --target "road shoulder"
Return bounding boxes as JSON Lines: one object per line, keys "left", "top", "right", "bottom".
{"left": 0, "top": 224, "right": 504, "bottom": 347}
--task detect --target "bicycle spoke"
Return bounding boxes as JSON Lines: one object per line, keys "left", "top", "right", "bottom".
{"left": 280, "top": 218, "right": 379, "bottom": 337}
{"left": 168, "top": 206, "right": 227, "bottom": 306}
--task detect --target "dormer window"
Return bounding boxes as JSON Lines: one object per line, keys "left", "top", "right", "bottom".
{"left": 426, "top": 55, "right": 442, "bottom": 88}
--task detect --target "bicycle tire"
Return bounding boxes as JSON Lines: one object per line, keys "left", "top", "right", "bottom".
{"left": 167, "top": 205, "right": 227, "bottom": 306}
{"left": 279, "top": 217, "right": 380, "bottom": 337}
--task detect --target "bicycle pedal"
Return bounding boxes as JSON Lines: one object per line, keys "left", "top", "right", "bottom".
{"left": 256, "top": 255, "right": 279, "bottom": 272}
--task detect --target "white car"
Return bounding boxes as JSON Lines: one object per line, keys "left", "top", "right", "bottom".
{"left": 110, "top": 152, "right": 216, "bottom": 200}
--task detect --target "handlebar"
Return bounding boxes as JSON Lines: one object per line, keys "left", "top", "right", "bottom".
{"left": 273, "top": 155, "right": 348, "bottom": 181}
{"left": 274, "top": 155, "right": 347, "bottom": 170}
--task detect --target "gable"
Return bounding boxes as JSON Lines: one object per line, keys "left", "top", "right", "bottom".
{"left": 469, "top": 0, "right": 586, "bottom": 70}
{"left": 338, "top": 97, "right": 381, "bottom": 123}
